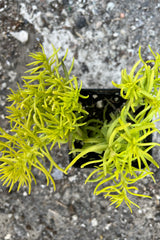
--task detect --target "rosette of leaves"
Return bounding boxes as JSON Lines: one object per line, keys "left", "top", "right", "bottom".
{"left": 66, "top": 46, "right": 160, "bottom": 212}
{"left": 0, "top": 45, "right": 88, "bottom": 193}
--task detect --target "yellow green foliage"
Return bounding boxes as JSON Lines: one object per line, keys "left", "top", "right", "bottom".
{"left": 0, "top": 44, "right": 160, "bottom": 213}
{"left": 67, "top": 46, "right": 160, "bottom": 212}
{"left": 0, "top": 45, "right": 88, "bottom": 193}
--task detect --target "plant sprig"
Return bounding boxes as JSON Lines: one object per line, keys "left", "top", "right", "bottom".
{"left": 0, "top": 44, "right": 88, "bottom": 193}
{"left": 0, "top": 44, "right": 160, "bottom": 213}
{"left": 67, "top": 46, "right": 160, "bottom": 212}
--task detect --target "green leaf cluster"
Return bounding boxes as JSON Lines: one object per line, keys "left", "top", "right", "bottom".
{"left": 67, "top": 46, "right": 160, "bottom": 212}
{"left": 0, "top": 45, "right": 88, "bottom": 193}
{"left": 0, "top": 44, "right": 160, "bottom": 213}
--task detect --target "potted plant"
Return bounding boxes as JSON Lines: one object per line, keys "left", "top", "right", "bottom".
{"left": 0, "top": 45, "right": 160, "bottom": 212}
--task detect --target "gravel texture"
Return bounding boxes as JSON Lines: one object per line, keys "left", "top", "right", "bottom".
{"left": 1, "top": 0, "right": 160, "bottom": 239}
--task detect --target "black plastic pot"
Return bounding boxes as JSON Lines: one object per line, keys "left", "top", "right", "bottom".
{"left": 69, "top": 88, "right": 152, "bottom": 168}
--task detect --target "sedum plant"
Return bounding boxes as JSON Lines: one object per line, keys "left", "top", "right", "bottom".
{"left": 0, "top": 45, "right": 88, "bottom": 193}
{"left": 66, "top": 46, "right": 160, "bottom": 212}
{"left": 0, "top": 44, "right": 160, "bottom": 212}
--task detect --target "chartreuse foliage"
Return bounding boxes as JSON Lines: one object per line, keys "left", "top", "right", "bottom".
{"left": 66, "top": 46, "right": 160, "bottom": 212}
{"left": 0, "top": 45, "right": 160, "bottom": 213}
{"left": 0, "top": 44, "right": 88, "bottom": 193}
